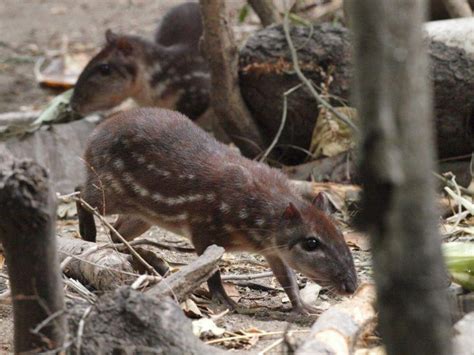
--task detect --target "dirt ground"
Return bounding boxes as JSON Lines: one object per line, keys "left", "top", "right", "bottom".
{"left": 0, "top": 1, "right": 372, "bottom": 353}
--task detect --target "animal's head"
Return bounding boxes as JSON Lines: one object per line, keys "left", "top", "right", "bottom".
{"left": 275, "top": 192, "right": 358, "bottom": 295}
{"left": 71, "top": 30, "right": 144, "bottom": 115}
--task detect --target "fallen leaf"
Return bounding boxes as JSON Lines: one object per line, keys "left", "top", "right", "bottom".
{"left": 310, "top": 107, "right": 358, "bottom": 159}
{"left": 300, "top": 282, "right": 322, "bottom": 306}
{"left": 344, "top": 231, "right": 371, "bottom": 251}
{"left": 35, "top": 52, "right": 91, "bottom": 89}
{"left": 192, "top": 318, "right": 226, "bottom": 338}
{"left": 181, "top": 298, "right": 202, "bottom": 318}
{"left": 57, "top": 202, "right": 77, "bottom": 219}
{"left": 223, "top": 282, "right": 241, "bottom": 302}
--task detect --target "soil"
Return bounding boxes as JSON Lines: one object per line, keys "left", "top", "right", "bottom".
{"left": 0, "top": 1, "right": 373, "bottom": 353}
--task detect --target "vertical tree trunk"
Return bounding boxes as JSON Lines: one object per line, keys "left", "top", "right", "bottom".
{"left": 248, "top": 0, "right": 281, "bottom": 26}
{"left": 347, "top": 1, "right": 451, "bottom": 354}
{"left": 441, "top": 0, "right": 473, "bottom": 17}
{"left": 199, "top": 0, "right": 264, "bottom": 157}
{"left": 0, "top": 155, "right": 65, "bottom": 353}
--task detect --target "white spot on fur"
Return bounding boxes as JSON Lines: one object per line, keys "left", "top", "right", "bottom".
{"left": 223, "top": 224, "right": 235, "bottom": 233}
{"left": 160, "top": 213, "right": 188, "bottom": 222}
{"left": 255, "top": 217, "right": 266, "bottom": 227}
{"left": 220, "top": 202, "right": 230, "bottom": 213}
{"left": 191, "top": 72, "right": 211, "bottom": 79}
{"left": 239, "top": 209, "right": 249, "bottom": 219}
{"left": 147, "top": 164, "right": 170, "bottom": 177}
{"left": 113, "top": 159, "right": 124, "bottom": 170}
{"left": 206, "top": 193, "right": 216, "bottom": 202}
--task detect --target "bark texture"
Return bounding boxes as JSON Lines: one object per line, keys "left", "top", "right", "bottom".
{"left": 199, "top": 0, "right": 264, "bottom": 157}
{"left": 57, "top": 237, "right": 136, "bottom": 290}
{"left": 440, "top": 0, "right": 473, "bottom": 17}
{"left": 348, "top": 0, "right": 451, "bottom": 354}
{"left": 0, "top": 157, "right": 65, "bottom": 353}
{"left": 240, "top": 23, "right": 352, "bottom": 163}
{"left": 239, "top": 23, "right": 474, "bottom": 163}
{"left": 68, "top": 288, "right": 224, "bottom": 355}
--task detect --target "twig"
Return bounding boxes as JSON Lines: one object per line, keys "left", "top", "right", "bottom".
{"left": 221, "top": 271, "right": 274, "bottom": 281}
{"left": 433, "top": 172, "right": 474, "bottom": 197}
{"left": 444, "top": 186, "right": 474, "bottom": 215}
{"left": 283, "top": 9, "right": 358, "bottom": 132}
{"left": 60, "top": 195, "right": 159, "bottom": 277}
{"left": 63, "top": 277, "right": 97, "bottom": 304}
{"left": 117, "top": 238, "right": 195, "bottom": 253}
{"left": 75, "top": 305, "right": 93, "bottom": 355}
{"left": 60, "top": 245, "right": 100, "bottom": 271}
{"left": 258, "top": 338, "right": 284, "bottom": 355}
{"left": 259, "top": 83, "right": 303, "bottom": 162}
{"left": 205, "top": 329, "right": 309, "bottom": 345}
{"left": 31, "top": 309, "right": 66, "bottom": 335}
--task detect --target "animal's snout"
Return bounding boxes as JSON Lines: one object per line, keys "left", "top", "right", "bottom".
{"left": 339, "top": 275, "right": 358, "bottom": 295}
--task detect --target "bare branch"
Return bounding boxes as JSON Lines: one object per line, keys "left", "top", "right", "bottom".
{"left": 199, "top": 0, "right": 264, "bottom": 157}
{"left": 248, "top": 0, "right": 281, "bottom": 26}
{"left": 442, "top": 0, "right": 473, "bottom": 17}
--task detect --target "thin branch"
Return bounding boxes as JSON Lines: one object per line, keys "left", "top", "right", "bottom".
{"left": 283, "top": 10, "right": 358, "bottom": 132}
{"left": 221, "top": 271, "right": 274, "bottom": 281}
{"left": 259, "top": 83, "right": 303, "bottom": 162}
{"left": 59, "top": 195, "right": 160, "bottom": 277}
{"left": 433, "top": 172, "right": 474, "bottom": 197}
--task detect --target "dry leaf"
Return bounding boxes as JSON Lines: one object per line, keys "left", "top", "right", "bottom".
{"left": 35, "top": 52, "right": 91, "bottom": 89}
{"left": 310, "top": 107, "right": 358, "bottom": 159}
{"left": 181, "top": 298, "right": 202, "bottom": 318}
{"left": 344, "top": 232, "right": 371, "bottom": 251}
{"left": 300, "top": 282, "right": 322, "bottom": 306}
{"left": 223, "top": 282, "right": 241, "bottom": 302}
{"left": 192, "top": 318, "right": 226, "bottom": 338}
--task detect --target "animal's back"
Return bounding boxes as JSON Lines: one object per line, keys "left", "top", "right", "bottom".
{"left": 85, "top": 108, "right": 292, "bottom": 221}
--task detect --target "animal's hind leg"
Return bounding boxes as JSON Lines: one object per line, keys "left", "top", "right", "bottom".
{"left": 112, "top": 215, "right": 152, "bottom": 243}
{"left": 191, "top": 231, "right": 238, "bottom": 310}
{"left": 75, "top": 185, "right": 101, "bottom": 242}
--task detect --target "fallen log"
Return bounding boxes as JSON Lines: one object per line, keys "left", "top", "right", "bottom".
{"left": 0, "top": 156, "right": 228, "bottom": 353}
{"left": 239, "top": 20, "right": 474, "bottom": 163}
{"left": 295, "top": 284, "right": 377, "bottom": 354}
{"left": 67, "top": 288, "right": 224, "bottom": 355}
{"left": 57, "top": 237, "right": 136, "bottom": 290}
{"left": 146, "top": 245, "right": 224, "bottom": 302}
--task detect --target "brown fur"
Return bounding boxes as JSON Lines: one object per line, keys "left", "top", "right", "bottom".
{"left": 77, "top": 108, "right": 357, "bottom": 312}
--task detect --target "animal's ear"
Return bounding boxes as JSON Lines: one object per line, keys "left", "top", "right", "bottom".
{"left": 312, "top": 191, "right": 333, "bottom": 214}
{"left": 282, "top": 202, "right": 302, "bottom": 221}
{"left": 115, "top": 37, "right": 134, "bottom": 56}
{"left": 105, "top": 29, "right": 118, "bottom": 43}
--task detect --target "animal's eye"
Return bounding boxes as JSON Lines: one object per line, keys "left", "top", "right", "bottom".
{"left": 301, "top": 237, "right": 321, "bottom": 251}
{"left": 98, "top": 63, "right": 112, "bottom": 76}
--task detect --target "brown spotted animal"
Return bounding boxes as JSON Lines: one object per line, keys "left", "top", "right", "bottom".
{"left": 70, "top": 3, "right": 208, "bottom": 120}
{"left": 77, "top": 108, "right": 357, "bottom": 313}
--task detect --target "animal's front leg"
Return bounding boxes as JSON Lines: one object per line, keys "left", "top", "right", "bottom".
{"left": 264, "top": 254, "right": 318, "bottom": 314}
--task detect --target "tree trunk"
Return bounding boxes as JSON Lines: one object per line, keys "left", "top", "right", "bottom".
{"left": 348, "top": 0, "right": 451, "bottom": 354}
{"left": 199, "top": 0, "right": 264, "bottom": 157}
{"left": 0, "top": 156, "right": 65, "bottom": 353}
{"left": 239, "top": 21, "right": 474, "bottom": 163}
{"left": 248, "top": 0, "right": 281, "bottom": 26}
